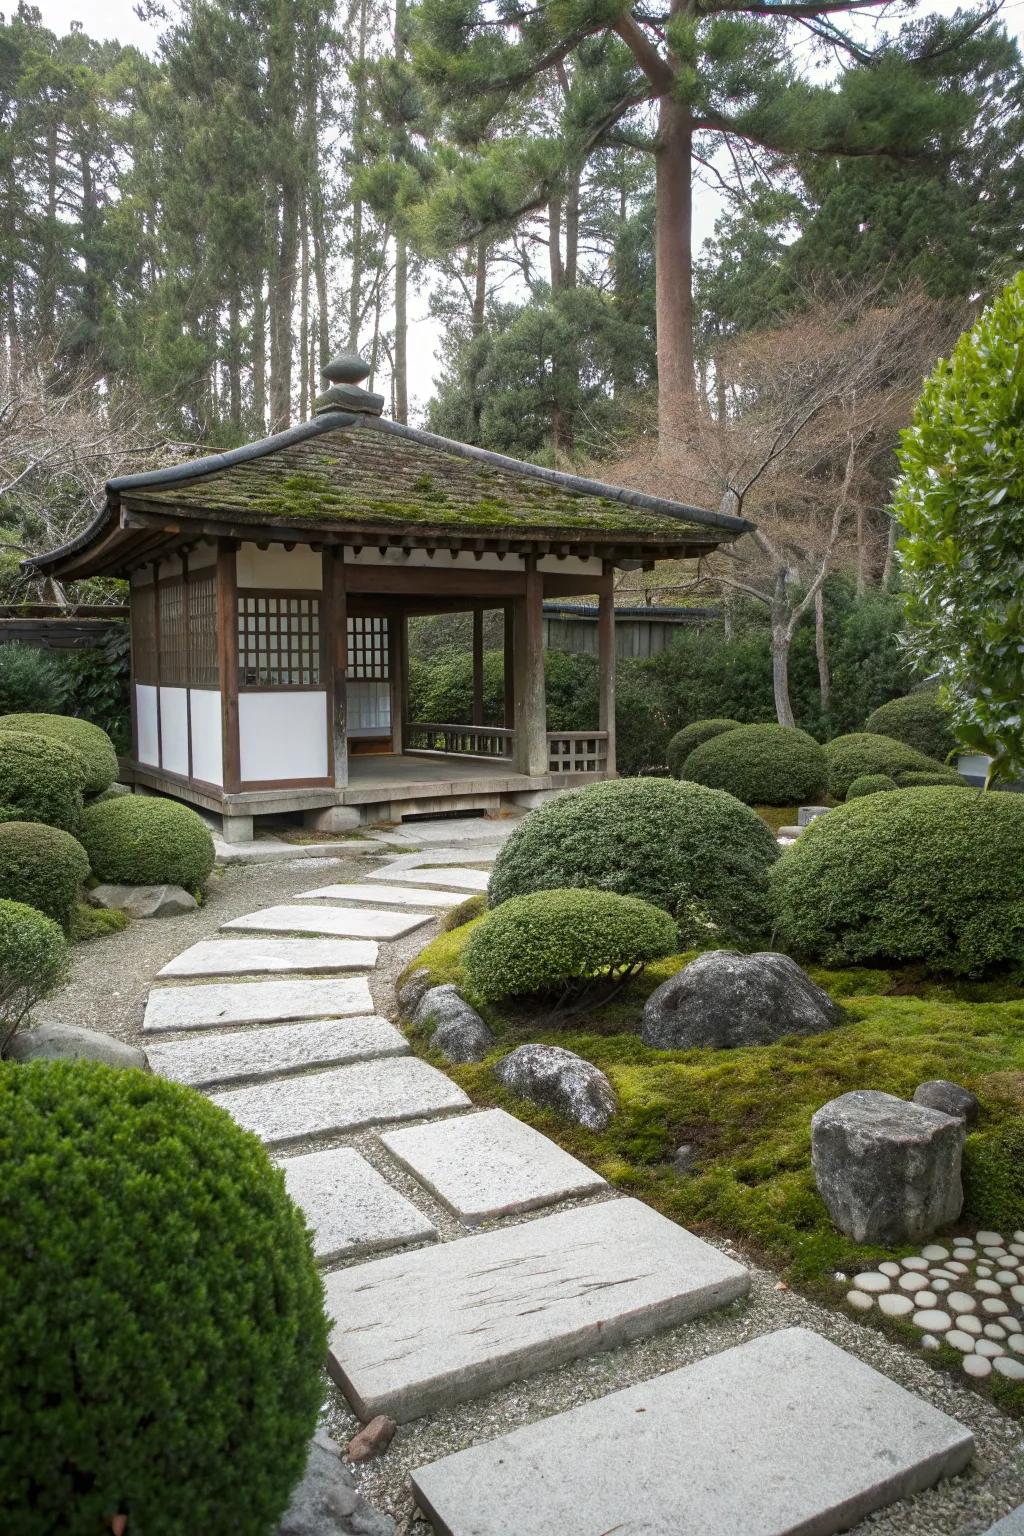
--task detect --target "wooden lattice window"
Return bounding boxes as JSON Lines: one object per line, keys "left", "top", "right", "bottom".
{"left": 348, "top": 615, "right": 389, "bottom": 679}
{"left": 158, "top": 580, "right": 189, "bottom": 686}
{"left": 188, "top": 574, "right": 219, "bottom": 687}
{"left": 132, "top": 583, "right": 157, "bottom": 684}
{"left": 238, "top": 593, "right": 321, "bottom": 688}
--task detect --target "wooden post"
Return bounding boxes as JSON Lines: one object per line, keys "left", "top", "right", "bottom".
{"left": 390, "top": 610, "right": 408, "bottom": 754}
{"left": 216, "top": 540, "right": 241, "bottom": 792}
{"left": 152, "top": 560, "right": 163, "bottom": 771}
{"left": 472, "top": 607, "right": 484, "bottom": 727}
{"left": 503, "top": 603, "right": 515, "bottom": 731}
{"left": 597, "top": 569, "right": 617, "bottom": 777}
{"left": 324, "top": 546, "right": 349, "bottom": 787}
{"left": 514, "top": 557, "right": 548, "bottom": 776}
{"left": 182, "top": 550, "right": 193, "bottom": 781}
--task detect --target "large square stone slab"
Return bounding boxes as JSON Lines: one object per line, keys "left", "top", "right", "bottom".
{"left": 143, "top": 975, "right": 374, "bottom": 1033}
{"left": 295, "top": 882, "right": 467, "bottom": 909}
{"left": 210, "top": 1056, "right": 470, "bottom": 1146}
{"left": 280, "top": 1146, "right": 437, "bottom": 1263}
{"left": 372, "top": 866, "right": 490, "bottom": 892}
{"left": 381, "top": 1109, "right": 605, "bottom": 1223}
{"left": 411, "top": 1327, "right": 974, "bottom": 1536}
{"left": 147, "top": 1014, "right": 406, "bottom": 1090}
{"left": 323, "top": 1197, "right": 749, "bottom": 1423}
{"left": 159, "top": 937, "right": 378, "bottom": 978}
{"left": 223, "top": 904, "right": 428, "bottom": 939}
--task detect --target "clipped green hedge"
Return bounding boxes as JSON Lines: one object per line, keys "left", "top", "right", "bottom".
{"left": 0, "top": 822, "right": 90, "bottom": 927}
{"left": 0, "top": 713, "right": 118, "bottom": 796}
{"left": 898, "top": 769, "right": 965, "bottom": 788}
{"left": 0, "top": 732, "right": 86, "bottom": 833}
{"left": 963, "top": 1123, "right": 1024, "bottom": 1231}
{"left": 863, "top": 687, "right": 956, "bottom": 764}
{"left": 80, "top": 796, "right": 215, "bottom": 890}
{"left": 681, "top": 723, "right": 827, "bottom": 806}
{"left": 488, "top": 777, "right": 779, "bottom": 946}
{"left": 822, "top": 732, "right": 959, "bottom": 801}
{"left": 771, "top": 786, "right": 1024, "bottom": 975}
{"left": 463, "top": 888, "right": 678, "bottom": 1002}
{"left": 666, "top": 718, "right": 741, "bottom": 778}
{"left": 846, "top": 774, "right": 899, "bottom": 800}
{"left": 0, "top": 1061, "right": 326, "bottom": 1535}
{"left": 0, "top": 900, "right": 68, "bottom": 1054}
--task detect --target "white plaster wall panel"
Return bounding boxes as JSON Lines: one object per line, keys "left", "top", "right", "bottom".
{"left": 189, "top": 689, "right": 223, "bottom": 786}
{"left": 158, "top": 554, "right": 184, "bottom": 581}
{"left": 537, "top": 555, "right": 604, "bottom": 577}
{"left": 236, "top": 543, "right": 323, "bottom": 590}
{"left": 187, "top": 541, "right": 217, "bottom": 570}
{"left": 131, "top": 566, "right": 154, "bottom": 587}
{"left": 136, "top": 684, "right": 159, "bottom": 765}
{"left": 238, "top": 692, "right": 328, "bottom": 781}
{"left": 159, "top": 687, "right": 190, "bottom": 776}
{"left": 345, "top": 547, "right": 524, "bottom": 573}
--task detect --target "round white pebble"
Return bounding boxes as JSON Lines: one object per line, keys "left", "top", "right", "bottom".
{"left": 948, "top": 1291, "right": 977, "bottom": 1313}
{"left": 976, "top": 1231, "right": 1004, "bottom": 1245}
{"left": 931, "top": 1279, "right": 951, "bottom": 1293}
{"left": 921, "top": 1334, "right": 941, "bottom": 1351}
{"left": 953, "top": 1247, "right": 976, "bottom": 1259}
{"left": 929, "top": 1269, "right": 958, "bottom": 1280}
{"left": 899, "top": 1273, "right": 931, "bottom": 1293}
{"left": 1011, "top": 1285, "right": 1024, "bottom": 1304}
{"left": 913, "top": 1309, "right": 952, "bottom": 1331}
{"left": 984, "top": 1248, "right": 1009, "bottom": 1261}
{"left": 996, "top": 1271, "right": 1018, "bottom": 1285}
{"left": 994, "top": 1357, "right": 1024, "bottom": 1380}
{"left": 982, "top": 1297, "right": 1010, "bottom": 1315}
{"left": 959, "top": 1315, "right": 983, "bottom": 1335}
{"left": 984, "top": 1323, "right": 1008, "bottom": 1340}
{"left": 913, "top": 1291, "right": 938, "bottom": 1308}
{"left": 977, "top": 1265, "right": 993, "bottom": 1278}
{"left": 847, "top": 1290, "right": 873, "bottom": 1311}
{"left": 1008, "top": 1335, "right": 1024, "bottom": 1354}
{"left": 947, "top": 1261, "right": 969, "bottom": 1275}
{"left": 946, "top": 1330, "right": 976, "bottom": 1352}
{"left": 901, "top": 1256, "right": 930, "bottom": 1271}
{"left": 1010, "top": 1243, "right": 1024, "bottom": 1257}
{"left": 977, "top": 1278, "right": 1003, "bottom": 1295}
{"left": 878, "top": 1293, "right": 915, "bottom": 1318}
{"left": 921, "top": 1245, "right": 949, "bottom": 1261}
{"left": 878, "top": 1261, "right": 901, "bottom": 1278}
{"left": 1015, "top": 1231, "right": 1024, "bottom": 1243}
{"left": 963, "top": 1354, "right": 992, "bottom": 1378}
{"left": 975, "top": 1339, "right": 1006, "bottom": 1358}
{"left": 852, "top": 1272, "right": 891, "bottom": 1294}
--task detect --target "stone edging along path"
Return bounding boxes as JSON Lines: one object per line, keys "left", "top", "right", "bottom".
{"left": 145, "top": 818, "right": 978, "bottom": 1536}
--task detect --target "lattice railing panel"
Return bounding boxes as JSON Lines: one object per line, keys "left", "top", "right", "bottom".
{"left": 404, "top": 722, "right": 515, "bottom": 760}
{"left": 547, "top": 731, "right": 609, "bottom": 774}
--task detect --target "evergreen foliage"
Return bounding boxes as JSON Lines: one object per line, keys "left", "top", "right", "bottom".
{"left": 863, "top": 686, "right": 956, "bottom": 764}
{"left": 0, "top": 733, "right": 86, "bottom": 833}
{"left": 680, "top": 724, "right": 827, "bottom": 806}
{"left": 0, "top": 900, "right": 68, "bottom": 1055}
{"left": 666, "top": 719, "right": 741, "bottom": 778}
{"left": 963, "top": 1123, "right": 1024, "bottom": 1232}
{"left": 0, "top": 645, "right": 70, "bottom": 717}
{"left": 79, "top": 797, "right": 215, "bottom": 890}
{"left": 0, "top": 714, "right": 118, "bottom": 796}
{"left": 845, "top": 774, "right": 898, "bottom": 800}
{"left": 0, "top": 822, "right": 90, "bottom": 928}
{"left": 822, "top": 732, "right": 958, "bottom": 800}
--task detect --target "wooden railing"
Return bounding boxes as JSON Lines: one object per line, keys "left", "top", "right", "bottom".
{"left": 404, "top": 722, "right": 515, "bottom": 760}
{"left": 547, "top": 731, "right": 609, "bottom": 775}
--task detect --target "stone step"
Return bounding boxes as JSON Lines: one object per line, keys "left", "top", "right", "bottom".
{"left": 366, "top": 819, "right": 517, "bottom": 847}
{"left": 380, "top": 1108, "right": 606, "bottom": 1224}
{"left": 222, "top": 904, "right": 429, "bottom": 939}
{"left": 143, "top": 975, "right": 375, "bottom": 1033}
{"left": 410, "top": 1327, "right": 974, "bottom": 1536}
{"left": 209, "top": 1056, "right": 470, "bottom": 1147}
{"left": 295, "top": 882, "right": 467, "bottom": 910}
{"left": 323, "top": 1197, "right": 749, "bottom": 1424}
{"left": 372, "top": 848, "right": 503, "bottom": 875}
{"left": 279, "top": 1146, "right": 437, "bottom": 1264}
{"left": 147, "top": 1014, "right": 406, "bottom": 1090}
{"left": 371, "top": 866, "right": 490, "bottom": 893}
{"left": 159, "top": 937, "right": 378, "bottom": 979}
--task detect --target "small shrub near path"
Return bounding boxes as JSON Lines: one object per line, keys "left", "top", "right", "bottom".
{"left": 0, "top": 713, "right": 118, "bottom": 796}
{"left": 80, "top": 795, "right": 215, "bottom": 890}
{"left": 0, "top": 821, "right": 90, "bottom": 927}
{"left": 666, "top": 718, "right": 741, "bottom": 778}
{"left": 823, "top": 731, "right": 960, "bottom": 800}
{"left": 681, "top": 723, "right": 827, "bottom": 806}
{"left": 0, "top": 899, "right": 68, "bottom": 1055}
{"left": 0, "top": 731, "right": 86, "bottom": 833}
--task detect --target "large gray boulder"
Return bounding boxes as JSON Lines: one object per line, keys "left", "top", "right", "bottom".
{"left": 412, "top": 984, "right": 494, "bottom": 1063}
{"left": 396, "top": 967, "right": 431, "bottom": 1016}
{"left": 913, "top": 1079, "right": 980, "bottom": 1126}
{"left": 642, "top": 950, "right": 843, "bottom": 1051}
{"left": 6, "top": 1021, "right": 149, "bottom": 1071}
{"left": 494, "top": 1043, "right": 617, "bottom": 1131}
{"left": 811, "top": 1089, "right": 965, "bottom": 1244}
{"left": 278, "top": 1430, "right": 395, "bottom": 1536}
{"left": 89, "top": 883, "right": 198, "bottom": 918}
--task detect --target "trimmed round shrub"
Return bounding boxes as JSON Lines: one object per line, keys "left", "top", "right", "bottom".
{"left": 0, "top": 1060, "right": 327, "bottom": 1535}
{"left": 863, "top": 687, "right": 956, "bottom": 764}
{"left": 0, "top": 821, "right": 89, "bottom": 926}
{"left": 464, "top": 888, "right": 678, "bottom": 1002}
{"left": 681, "top": 723, "right": 827, "bottom": 806}
{"left": 80, "top": 795, "right": 215, "bottom": 889}
{"left": 823, "top": 732, "right": 957, "bottom": 801}
{"left": 666, "top": 718, "right": 742, "bottom": 778}
{"left": 0, "top": 731, "right": 86, "bottom": 832}
{"left": 0, "top": 712, "right": 118, "bottom": 795}
{"left": 771, "top": 786, "right": 1024, "bottom": 975}
{"left": 845, "top": 774, "right": 899, "bottom": 800}
{"left": 488, "top": 777, "right": 780, "bottom": 946}
{"left": 0, "top": 899, "right": 68, "bottom": 1054}
{"left": 898, "top": 769, "right": 964, "bottom": 788}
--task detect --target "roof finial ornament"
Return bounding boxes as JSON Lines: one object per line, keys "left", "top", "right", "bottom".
{"left": 314, "top": 352, "right": 384, "bottom": 418}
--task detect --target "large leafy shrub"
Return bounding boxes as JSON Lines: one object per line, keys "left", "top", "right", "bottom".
{"left": 0, "top": 642, "right": 69, "bottom": 716}
{"left": 0, "top": 732, "right": 86, "bottom": 832}
{"left": 463, "top": 888, "right": 678, "bottom": 1003}
{"left": 771, "top": 786, "right": 1024, "bottom": 975}
{"left": 963, "top": 1122, "right": 1024, "bottom": 1231}
{"left": 666, "top": 718, "right": 741, "bottom": 778}
{"left": 0, "top": 1060, "right": 326, "bottom": 1535}
{"left": 823, "top": 732, "right": 959, "bottom": 801}
{"left": 0, "top": 822, "right": 90, "bottom": 927}
{"left": 0, "top": 712, "right": 118, "bottom": 795}
{"left": 895, "top": 271, "right": 1024, "bottom": 785}
{"left": 80, "top": 795, "right": 215, "bottom": 889}
{"left": 488, "top": 777, "right": 780, "bottom": 945}
{"left": 681, "top": 723, "right": 827, "bottom": 806}
{"left": 863, "top": 686, "right": 956, "bottom": 764}
{"left": 0, "top": 900, "right": 68, "bottom": 1055}
{"left": 59, "top": 627, "right": 131, "bottom": 755}
{"left": 845, "top": 773, "right": 898, "bottom": 800}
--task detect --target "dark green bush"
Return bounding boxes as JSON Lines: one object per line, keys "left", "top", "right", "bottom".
{"left": 963, "top": 1123, "right": 1024, "bottom": 1230}
{"left": 0, "top": 1060, "right": 326, "bottom": 1535}
{"left": 845, "top": 774, "right": 899, "bottom": 800}
{"left": 0, "top": 822, "right": 90, "bottom": 927}
{"left": 441, "top": 891, "right": 487, "bottom": 932}
{"left": 80, "top": 796, "right": 215, "bottom": 889}
{"left": 898, "top": 769, "right": 964, "bottom": 788}
{"left": 0, "top": 642, "right": 69, "bottom": 715}
{"left": 0, "top": 900, "right": 68, "bottom": 1054}
{"left": 681, "top": 723, "right": 827, "bottom": 806}
{"left": 771, "top": 786, "right": 1024, "bottom": 975}
{"left": 0, "top": 733, "right": 86, "bottom": 833}
{"left": 488, "top": 777, "right": 780, "bottom": 946}
{"left": 0, "top": 712, "right": 118, "bottom": 795}
{"left": 58, "top": 627, "right": 131, "bottom": 756}
{"left": 666, "top": 718, "right": 741, "bottom": 778}
{"left": 463, "top": 888, "right": 678, "bottom": 1002}
{"left": 864, "top": 686, "right": 957, "bottom": 764}
{"left": 823, "top": 732, "right": 955, "bottom": 800}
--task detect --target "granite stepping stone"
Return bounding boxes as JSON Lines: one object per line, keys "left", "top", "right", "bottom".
{"left": 279, "top": 1147, "right": 437, "bottom": 1263}
{"left": 323, "top": 1197, "right": 748, "bottom": 1424}
{"left": 295, "top": 882, "right": 467, "bottom": 910}
{"left": 370, "top": 865, "right": 490, "bottom": 892}
{"left": 409, "top": 1327, "right": 974, "bottom": 1536}
{"left": 159, "top": 937, "right": 378, "bottom": 978}
{"left": 223, "top": 904, "right": 429, "bottom": 939}
{"left": 147, "top": 1015, "right": 406, "bottom": 1090}
{"left": 210, "top": 1056, "right": 470, "bottom": 1147}
{"left": 143, "top": 975, "right": 374, "bottom": 1033}
{"left": 380, "top": 1108, "right": 607, "bottom": 1224}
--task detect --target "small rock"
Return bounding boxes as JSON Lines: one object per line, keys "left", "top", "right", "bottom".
{"left": 396, "top": 968, "right": 431, "bottom": 1015}
{"left": 995, "top": 1357, "right": 1024, "bottom": 1379}
{"left": 920, "top": 1244, "right": 950, "bottom": 1261}
{"left": 976, "top": 1230, "right": 1003, "bottom": 1244}
{"left": 921, "top": 1334, "right": 941, "bottom": 1351}
{"left": 879, "top": 1261, "right": 902, "bottom": 1278}
{"left": 412, "top": 985, "right": 494, "bottom": 1064}
{"left": 947, "top": 1291, "right": 977, "bottom": 1314}
{"left": 913, "top": 1309, "right": 952, "bottom": 1331}
{"left": 912, "top": 1080, "right": 980, "bottom": 1126}
{"left": 833, "top": 1272, "right": 848, "bottom": 1284}
{"left": 963, "top": 1354, "right": 992, "bottom": 1379}
{"left": 947, "top": 1261, "right": 969, "bottom": 1274}
{"left": 996, "top": 1271, "right": 1017, "bottom": 1284}
{"left": 947, "top": 1330, "right": 977, "bottom": 1352}
{"left": 984, "top": 1324, "right": 1007, "bottom": 1340}
{"left": 672, "top": 1144, "right": 697, "bottom": 1175}
{"left": 5, "top": 1022, "right": 149, "bottom": 1071}
{"left": 901, "top": 1256, "right": 930, "bottom": 1271}
{"left": 913, "top": 1291, "right": 938, "bottom": 1308}
{"left": 898, "top": 1273, "right": 931, "bottom": 1293}
{"left": 1010, "top": 1284, "right": 1024, "bottom": 1304}
{"left": 878, "top": 1294, "right": 914, "bottom": 1318}
{"left": 931, "top": 1279, "right": 951, "bottom": 1293}
{"left": 345, "top": 1415, "right": 397, "bottom": 1464}
{"left": 642, "top": 951, "right": 843, "bottom": 1051}
{"left": 493, "top": 1043, "right": 617, "bottom": 1131}
{"left": 977, "top": 1278, "right": 1003, "bottom": 1295}
{"left": 774, "top": 1281, "right": 790, "bottom": 1292}
{"left": 982, "top": 1297, "right": 1010, "bottom": 1315}
{"left": 1009, "top": 1334, "right": 1024, "bottom": 1354}
{"left": 852, "top": 1272, "right": 890, "bottom": 1293}
{"left": 975, "top": 1339, "right": 1006, "bottom": 1358}
{"left": 846, "top": 1290, "right": 873, "bottom": 1311}
{"left": 89, "top": 882, "right": 198, "bottom": 918}
{"left": 277, "top": 1430, "right": 395, "bottom": 1536}
{"left": 958, "top": 1315, "right": 982, "bottom": 1336}
{"left": 798, "top": 805, "right": 831, "bottom": 827}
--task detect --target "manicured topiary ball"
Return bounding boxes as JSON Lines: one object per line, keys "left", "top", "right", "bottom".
{"left": 80, "top": 795, "right": 215, "bottom": 889}
{"left": 666, "top": 718, "right": 742, "bottom": 779}
{"left": 0, "top": 713, "right": 118, "bottom": 796}
{"left": 771, "top": 785, "right": 1024, "bottom": 975}
{"left": 845, "top": 773, "right": 899, "bottom": 800}
{"left": 0, "top": 821, "right": 90, "bottom": 926}
{"left": 488, "top": 777, "right": 779, "bottom": 947}
{"left": 681, "top": 723, "right": 827, "bottom": 806}
{"left": 0, "top": 731, "right": 86, "bottom": 832}
{"left": 822, "top": 732, "right": 959, "bottom": 800}
{"left": 0, "top": 1060, "right": 327, "bottom": 1536}
{"left": 0, "top": 899, "right": 68, "bottom": 1053}
{"left": 863, "top": 687, "right": 956, "bottom": 765}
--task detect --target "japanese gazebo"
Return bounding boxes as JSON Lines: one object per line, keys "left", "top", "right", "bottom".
{"left": 29, "top": 357, "right": 751, "bottom": 839}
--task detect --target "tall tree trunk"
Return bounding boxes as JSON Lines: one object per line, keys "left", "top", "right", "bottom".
{"left": 472, "top": 237, "right": 487, "bottom": 336}
{"left": 564, "top": 170, "right": 579, "bottom": 287}
{"left": 856, "top": 502, "right": 867, "bottom": 594}
{"left": 394, "top": 235, "right": 408, "bottom": 423}
{"left": 347, "top": 0, "right": 369, "bottom": 352}
{"left": 771, "top": 572, "right": 796, "bottom": 728}
{"left": 252, "top": 280, "right": 267, "bottom": 430}
{"left": 882, "top": 515, "right": 899, "bottom": 589}
{"left": 269, "top": 179, "right": 299, "bottom": 431}
{"left": 548, "top": 197, "right": 563, "bottom": 290}
{"left": 654, "top": 95, "right": 695, "bottom": 446}
{"left": 38, "top": 123, "right": 59, "bottom": 340}
{"left": 299, "top": 201, "right": 310, "bottom": 419}
{"left": 815, "top": 585, "right": 831, "bottom": 715}
{"left": 228, "top": 291, "right": 242, "bottom": 434}
{"left": 310, "top": 182, "right": 330, "bottom": 372}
